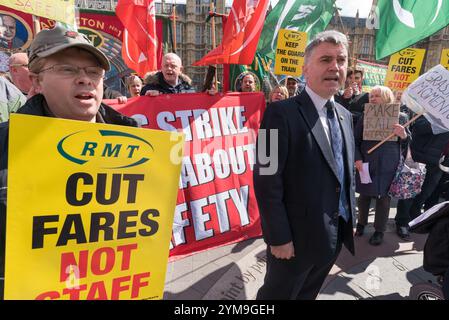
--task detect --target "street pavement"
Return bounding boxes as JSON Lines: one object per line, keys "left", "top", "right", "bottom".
{"left": 163, "top": 200, "right": 436, "bottom": 300}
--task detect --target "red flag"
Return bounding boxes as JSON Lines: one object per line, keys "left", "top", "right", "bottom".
{"left": 116, "top": 0, "right": 158, "bottom": 77}
{"left": 193, "top": 0, "right": 269, "bottom": 66}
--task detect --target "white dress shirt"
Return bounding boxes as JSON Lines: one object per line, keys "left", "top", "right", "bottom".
{"left": 305, "top": 85, "right": 337, "bottom": 145}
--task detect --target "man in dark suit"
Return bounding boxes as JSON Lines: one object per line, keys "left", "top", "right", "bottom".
{"left": 254, "top": 30, "right": 356, "bottom": 300}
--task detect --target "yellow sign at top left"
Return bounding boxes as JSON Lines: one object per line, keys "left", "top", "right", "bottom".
{"left": 3, "top": 0, "right": 75, "bottom": 25}
{"left": 274, "top": 29, "right": 307, "bottom": 77}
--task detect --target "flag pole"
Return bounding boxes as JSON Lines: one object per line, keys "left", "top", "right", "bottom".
{"left": 367, "top": 112, "right": 424, "bottom": 154}
{"left": 353, "top": 9, "right": 361, "bottom": 70}
{"left": 172, "top": 4, "right": 177, "bottom": 53}
{"left": 210, "top": 0, "right": 218, "bottom": 91}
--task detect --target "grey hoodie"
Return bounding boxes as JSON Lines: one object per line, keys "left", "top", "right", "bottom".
{"left": 0, "top": 77, "right": 25, "bottom": 123}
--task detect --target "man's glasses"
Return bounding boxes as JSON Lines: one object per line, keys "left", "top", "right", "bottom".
{"left": 9, "top": 63, "right": 28, "bottom": 68}
{"left": 38, "top": 64, "right": 105, "bottom": 81}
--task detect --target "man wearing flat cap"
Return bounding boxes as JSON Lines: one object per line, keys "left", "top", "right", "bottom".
{"left": 0, "top": 25, "right": 138, "bottom": 298}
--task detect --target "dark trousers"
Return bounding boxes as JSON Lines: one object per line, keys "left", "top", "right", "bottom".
{"left": 256, "top": 217, "right": 346, "bottom": 300}
{"left": 395, "top": 198, "right": 413, "bottom": 227}
{"left": 357, "top": 194, "right": 390, "bottom": 232}
{"left": 424, "top": 173, "right": 449, "bottom": 210}
{"left": 410, "top": 164, "right": 443, "bottom": 220}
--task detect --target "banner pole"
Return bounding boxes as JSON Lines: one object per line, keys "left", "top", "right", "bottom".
{"left": 210, "top": 1, "right": 218, "bottom": 91}
{"left": 32, "top": 15, "right": 41, "bottom": 34}
{"left": 367, "top": 112, "right": 424, "bottom": 154}
{"left": 172, "top": 4, "right": 177, "bottom": 53}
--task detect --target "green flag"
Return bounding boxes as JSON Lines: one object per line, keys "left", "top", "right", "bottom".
{"left": 376, "top": 0, "right": 449, "bottom": 60}
{"left": 257, "top": 0, "right": 335, "bottom": 60}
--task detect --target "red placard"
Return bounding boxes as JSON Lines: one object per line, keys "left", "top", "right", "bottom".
{"left": 109, "top": 92, "right": 265, "bottom": 259}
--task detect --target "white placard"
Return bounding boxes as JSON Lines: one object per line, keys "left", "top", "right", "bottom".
{"left": 403, "top": 64, "right": 449, "bottom": 129}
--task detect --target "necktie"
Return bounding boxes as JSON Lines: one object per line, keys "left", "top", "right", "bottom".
{"left": 325, "top": 100, "right": 349, "bottom": 222}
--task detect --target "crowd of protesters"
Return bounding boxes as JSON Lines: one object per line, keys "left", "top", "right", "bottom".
{"left": 1, "top": 24, "right": 449, "bottom": 300}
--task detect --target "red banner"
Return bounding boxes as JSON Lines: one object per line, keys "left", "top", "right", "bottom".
{"left": 193, "top": 0, "right": 269, "bottom": 66}
{"left": 108, "top": 92, "right": 265, "bottom": 259}
{"left": 116, "top": 0, "right": 159, "bottom": 77}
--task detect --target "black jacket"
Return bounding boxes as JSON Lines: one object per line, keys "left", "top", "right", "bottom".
{"left": 103, "top": 85, "right": 124, "bottom": 99}
{"left": 335, "top": 92, "right": 369, "bottom": 129}
{"left": 254, "top": 90, "right": 356, "bottom": 267}
{"left": 410, "top": 116, "right": 449, "bottom": 166}
{"left": 0, "top": 94, "right": 137, "bottom": 297}
{"left": 140, "top": 71, "right": 195, "bottom": 95}
{"left": 423, "top": 216, "right": 449, "bottom": 276}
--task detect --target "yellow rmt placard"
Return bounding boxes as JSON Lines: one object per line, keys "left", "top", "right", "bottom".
{"left": 4, "top": 114, "right": 184, "bottom": 300}
{"left": 3, "top": 0, "right": 76, "bottom": 26}
{"left": 384, "top": 48, "right": 426, "bottom": 92}
{"left": 440, "top": 49, "right": 449, "bottom": 70}
{"left": 274, "top": 29, "right": 307, "bottom": 77}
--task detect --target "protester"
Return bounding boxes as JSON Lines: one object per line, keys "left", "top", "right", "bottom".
{"left": 254, "top": 30, "right": 355, "bottom": 300}
{"left": 400, "top": 146, "right": 449, "bottom": 240}
{"left": 268, "top": 85, "right": 288, "bottom": 103}
{"left": 393, "top": 90, "right": 416, "bottom": 240}
{"left": 0, "top": 76, "right": 26, "bottom": 123}
{"left": 354, "top": 85, "right": 408, "bottom": 246}
{"left": 394, "top": 90, "right": 402, "bottom": 104}
{"left": 141, "top": 53, "right": 195, "bottom": 96}
{"left": 424, "top": 160, "right": 449, "bottom": 211}
{"left": 347, "top": 68, "right": 363, "bottom": 95}
{"left": 335, "top": 69, "right": 356, "bottom": 108}
{"left": 239, "top": 73, "right": 256, "bottom": 92}
{"left": 0, "top": 25, "right": 138, "bottom": 299}
{"left": 282, "top": 76, "right": 300, "bottom": 97}
{"left": 335, "top": 68, "right": 368, "bottom": 128}
{"left": 407, "top": 117, "right": 449, "bottom": 220}
{"left": 0, "top": 52, "right": 9, "bottom": 74}
{"left": 103, "top": 83, "right": 127, "bottom": 104}
{"left": 0, "top": 72, "right": 12, "bottom": 83}
{"left": 125, "top": 75, "right": 143, "bottom": 97}
{"left": 8, "top": 52, "right": 32, "bottom": 96}
{"left": 346, "top": 69, "right": 368, "bottom": 113}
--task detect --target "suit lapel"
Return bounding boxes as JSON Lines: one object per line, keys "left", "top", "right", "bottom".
{"left": 295, "top": 91, "right": 340, "bottom": 180}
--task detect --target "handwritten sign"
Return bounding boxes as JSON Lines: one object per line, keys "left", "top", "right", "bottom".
{"left": 404, "top": 64, "right": 449, "bottom": 130}
{"left": 274, "top": 29, "right": 307, "bottom": 77}
{"left": 363, "top": 103, "right": 400, "bottom": 141}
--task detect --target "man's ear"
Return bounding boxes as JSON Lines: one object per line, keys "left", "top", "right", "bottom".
{"left": 29, "top": 73, "right": 43, "bottom": 94}
{"left": 180, "top": 65, "right": 184, "bottom": 73}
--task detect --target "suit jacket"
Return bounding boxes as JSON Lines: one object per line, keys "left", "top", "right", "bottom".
{"left": 254, "top": 90, "right": 356, "bottom": 266}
